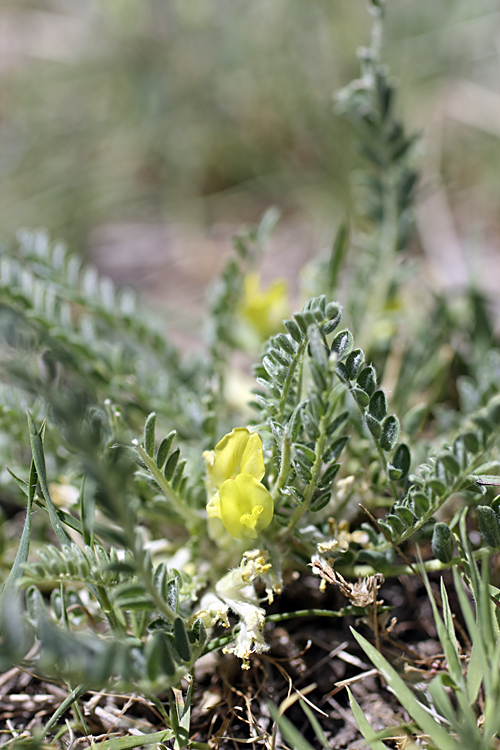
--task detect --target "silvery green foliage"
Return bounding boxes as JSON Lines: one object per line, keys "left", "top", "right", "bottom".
{"left": 0, "top": 3, "right": 500, "bottom": 747}
{"left": 332, "top": 0, "right": 418, "bottom": 346}
{"left": 0, "top": 409, "right": 207, "bottom": 700}
{"left": 0, "top": 229, "right": 206, "bottom": 475}
{"left": 370, "top": 395, "right": 500, "bottom": 558}
{"left": 0, "top": 231, "right": 498, "bottom": 707}
{"left": 252, "top": 296, "right": 500, "bottom": 575}
{"left": 252, "top": 299, "right": 411, "bottom": 553}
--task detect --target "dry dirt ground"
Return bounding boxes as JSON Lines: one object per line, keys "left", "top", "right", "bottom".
{"left": 1, "top": 566, "right": 456, "bottom": 749}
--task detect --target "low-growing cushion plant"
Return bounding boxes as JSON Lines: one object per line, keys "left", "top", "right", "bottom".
{"left": 0, "top": 1, "right": 500, "bottom": 748}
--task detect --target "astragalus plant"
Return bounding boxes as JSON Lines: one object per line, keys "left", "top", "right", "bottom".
{"left": 1, "top": 1, "right": 500, "bottom": 748}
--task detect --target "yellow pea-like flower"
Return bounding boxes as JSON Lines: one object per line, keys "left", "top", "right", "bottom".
{"left": 218, "top": 474, "right": 273, "bottom": 540}
{"left": 204, "top": 427, "right": 265, "bottom": 489}
{"left": 204, "top": 427, "right": 273, "bottom": 539}
{"left": 239, "top": 272, "right": 289, "bottom": 341}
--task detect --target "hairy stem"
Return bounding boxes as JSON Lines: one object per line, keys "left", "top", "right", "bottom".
{"left": 280, "top": 415, "right": 328, "bottom": 539}
{"left": 272, "top": 432, "right": 291, "bottom": 501}
{"left": 349, "top": 387, "right": 399, "bottom": 502}
{"left": 277, "top": 340, "right": 307, "bottom": 424}
{"left": 134, "top": 442, "right": 200, "bottom": 527}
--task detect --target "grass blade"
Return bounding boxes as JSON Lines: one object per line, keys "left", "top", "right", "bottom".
{"left": 267, "top": 700, "right": 316, "bottom": 750}
{"left": 0, "top": 458, "right": 36, "bottom": 630}
{"left": 27, "top": 411, "right": 72, "bottom": 546}
{"left": 346, "top": 687, "right": 389, "bottom": 750}
{"left": 351, "top": 628, "right": 460, "bottom": 750}
{"left": 91, "top": 730, "right": 175, "bottom": 749}
{"left": 299, "top": 699, "right": 329, "bottom": 749}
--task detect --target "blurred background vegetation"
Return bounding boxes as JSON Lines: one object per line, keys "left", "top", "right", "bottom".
{"left": 0, "top": 0, "right": 499, "bottom": 316}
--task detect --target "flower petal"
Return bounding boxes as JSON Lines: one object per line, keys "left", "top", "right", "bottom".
{"left": 239, "top": 273, "right": 289, "bottom": 340}
{"left": 240, "top": 432, "right": 265, "bottom": 481}
{"left": 219, "top": 474, "right": 273, "bottom": 540}
{"left": 209, "top": 428, "right": 264, "bottom": 488}
{"left": 206, "top": 491, "right": 221, "bottom": 519}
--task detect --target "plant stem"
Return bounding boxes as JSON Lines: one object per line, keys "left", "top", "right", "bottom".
{"left": 146, "top": 692, "right": 172, "bottom": 728}
{"left": 133, "top": 442, "right": 200, "bottom": 527}
{"left": 272, "top": 432, "right": 291, "bottom": 501}
{"left": 350, "top": 386, "right": 399, "bottom": 502}
{"left": 276, "top": 339, "right": 307, "bottom": 424}
{"left": 96, "top": 584, "right": 124, "bottom": 634}
{"left": 267, "top": 607, "right": 367, "bottom": 622}
{"left": 134, "top": 548, "right": 177, "bottom": 625}
{"left": 373, "top": 433, "right": 399, "bottom": 503}
{"left": 41, "top": 684, "right": 88, "bottom": 738}
{"left": 384, "top": 450, "right": 495, "bottom": 549}
{"left": 279, "top": 414, "right": 328, "bottom": 539}
{"left": 351, "top": 547, "right": 494, "bottom": 579}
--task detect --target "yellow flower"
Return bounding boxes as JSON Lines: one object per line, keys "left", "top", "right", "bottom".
{"left": 239, "top": 272, "right": 289, "bottom": 341}
{"left": 203, "top": 428, "right": 273, "bottom": 539}
{"left": 218, "top": 474, "right": 273, "bottom": 540}
{"left": 204, "top": 427, "right": 265, "bottom": 489}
